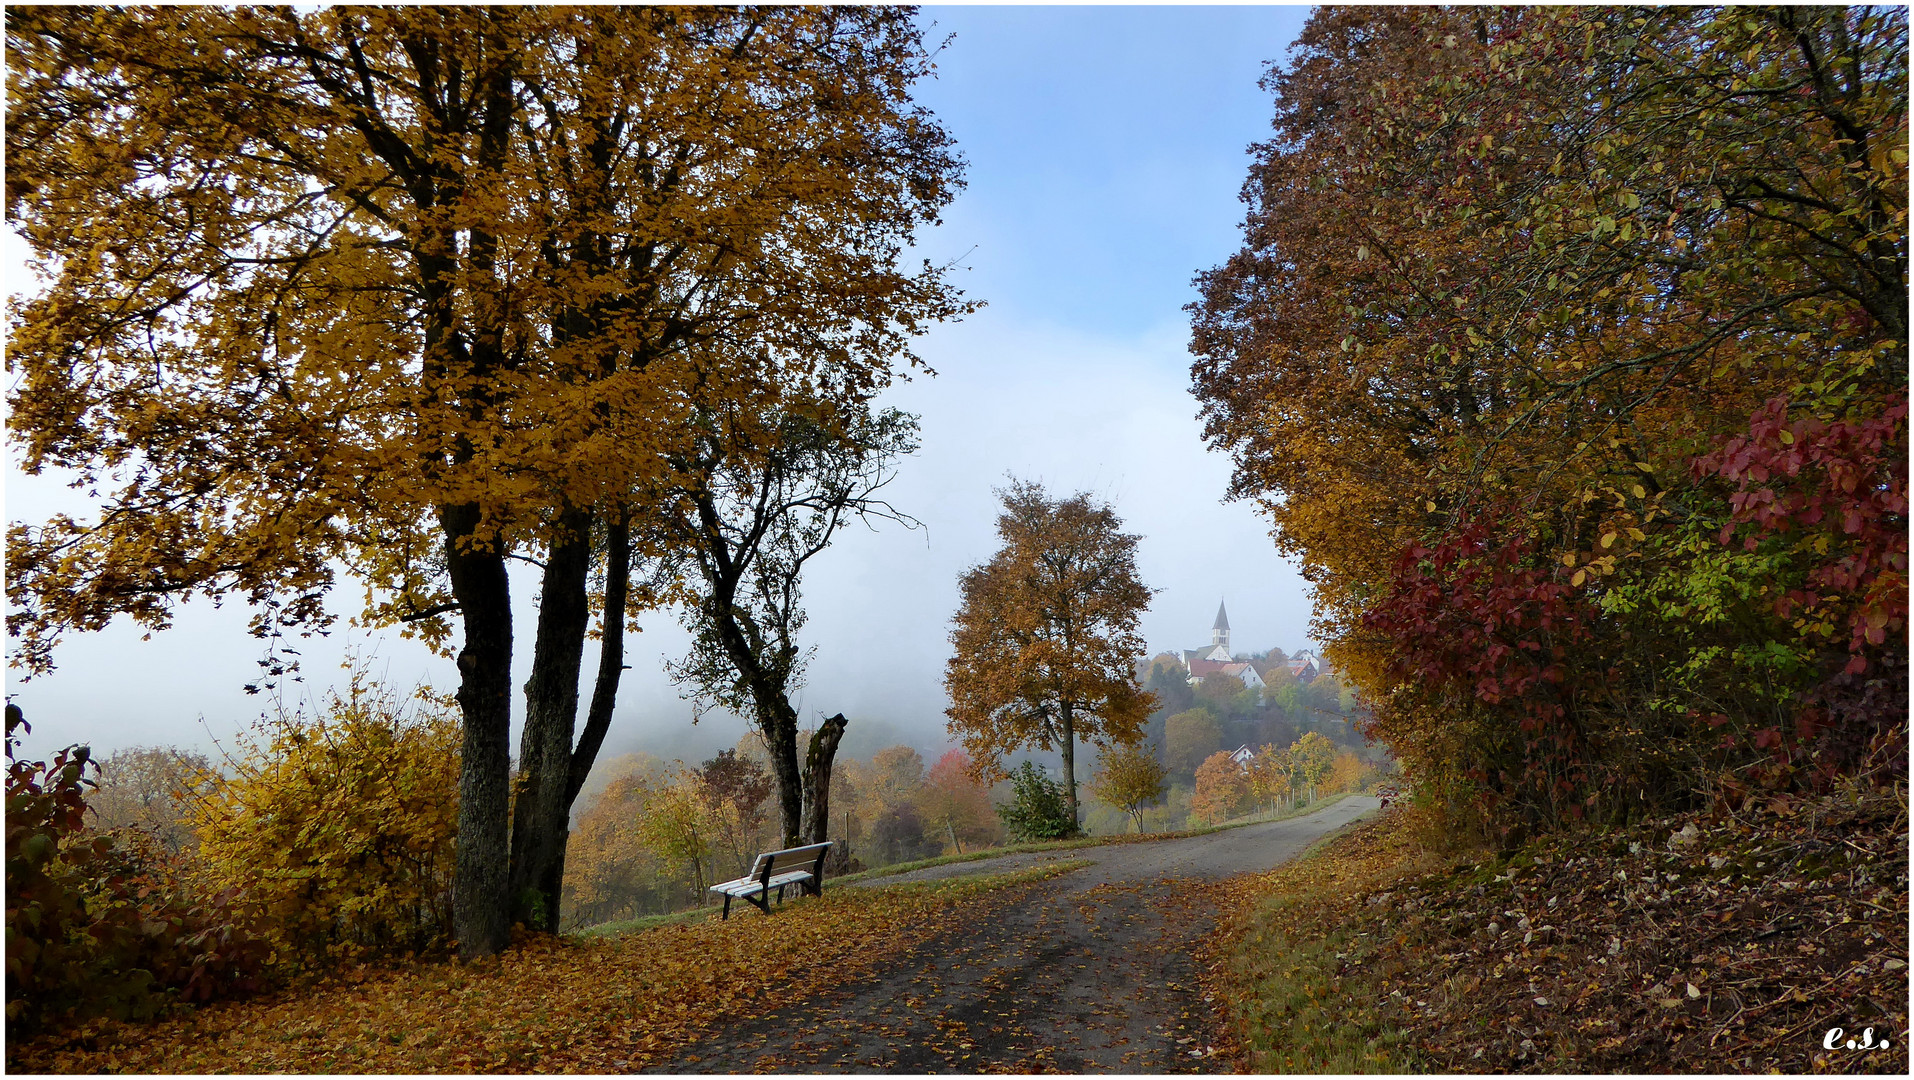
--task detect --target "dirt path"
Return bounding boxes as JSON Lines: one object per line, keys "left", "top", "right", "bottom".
{"left": 646, "top": 796, "right": 1380, "bottom": 1073}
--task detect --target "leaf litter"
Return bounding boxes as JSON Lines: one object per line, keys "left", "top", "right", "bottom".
{"left": 1200, "top": 787, "right": 1908, "bottom": 1074}
{"left": 10, "top": 864, "right": 1076, "bottom": 1074}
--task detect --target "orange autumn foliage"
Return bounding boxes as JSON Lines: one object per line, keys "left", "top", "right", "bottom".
{"left": 1189, "top": 752, "right": 1251, "bottom": 826}
{"left": 945, "top": 479, "right": 1156, "bottom": 829}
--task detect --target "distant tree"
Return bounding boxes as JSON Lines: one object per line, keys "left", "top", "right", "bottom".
{"left": 1145, "top": 659, "right": 1197, "bottom": 717}
{"left": 693, "top": 749, "right": 774, "bottom": 878}
{"left": 1190, "top": 751, "right": 1253, "bottom": 825}
{"left": 995, "top": 761, "right": 1078, "bottom": 842}
{"left": 945, "top": 480, "right": 1156, "bottom": 828}
{"left": 561, "top": 769, "right": 670, "bottom": 929}
{"left": 866, "top": 802, "right": 937, "bottom": 867}
{"left": 1261, "top": 663, "right": 1298, "bottom": 692}
{"left": 1271, "top": 684, "right": 1307, "bottom": 724}
{"left": 87, "top": 746, "right": 217, "bottom": 854}
{"left": 1089, "top": 743, "right": 1169, "bottom": 833}
{"left": 1323, "top": 750, "right": 1368, "bottom": 797}
{"left": 635, "top": 773, "right": 714, "bottom": 902}
{"left": 1163, "top": 708, "right": 1225, "bottom": 776}
{"left": 1245, "top": 744, "right": 1297, "bottom": 812}
{"left": 1291, "top": 732, "right": 1339, "bottom": 803}
{"left": 866, "top": 746, "right": 928, "bottom": 810}
{"left": 1194, "top": 672, "right": 1255, "bottom": 721}
{"left": 919, "top": 749, "right": 1000, "bottom": 854}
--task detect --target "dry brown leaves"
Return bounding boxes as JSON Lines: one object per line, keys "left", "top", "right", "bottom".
{"left": 1203, "top": 788, "right": 1909, "bottom": 1074}
{"left": 8, "top": 865, "right": 1073, "bottom": 1074}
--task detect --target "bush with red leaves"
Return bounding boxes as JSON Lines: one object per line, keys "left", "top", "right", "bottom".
{"left": 5, "top": 704, "right": 272, "bottom": 1033}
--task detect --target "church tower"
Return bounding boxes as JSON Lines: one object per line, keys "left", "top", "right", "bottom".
{"left": 1211, "top": 599, "right": 1230, "bottom": 654}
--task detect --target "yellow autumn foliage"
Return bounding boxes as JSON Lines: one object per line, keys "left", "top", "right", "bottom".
{"left": 191, "top": 673, "right": 460, "bottom": 966}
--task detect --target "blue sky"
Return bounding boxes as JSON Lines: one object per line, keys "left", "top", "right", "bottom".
{"left": 4, "top": 6, "right": 1319, "bottom": 766}
{"left": 913, "top": 4, "right": 1308, "bottom": 334}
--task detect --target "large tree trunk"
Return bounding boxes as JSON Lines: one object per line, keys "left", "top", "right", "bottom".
{"left": 509, "top": 506, "right": 593, "bottom": 931}
{"left": 760, "top": 694, "right": 804, "bottom": 847}
{"left": 442, "top": 503, "right": 514, "bottom": 961}
{"left": 445, "top": 17, "right": 525, "bottom": 959}
{"left": 1059, "top": 702, "right": 1079, "bottom": 832}
{"left": 801, "top": 712, "right": 849, "bottom": 858}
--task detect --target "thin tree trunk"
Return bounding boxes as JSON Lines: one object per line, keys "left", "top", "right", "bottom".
{"left": 509, "top": 506, "right": 594, "bottom": 932}
{"left": 569, "top": 508, "right": 631, "bottom": 804}
{"left": 1059, "top": 702, "right": 1079, "bottom": 832}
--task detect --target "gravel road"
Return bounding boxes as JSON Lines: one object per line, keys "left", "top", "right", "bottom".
{"left": 648, "top": 796, "right": 1381, "bottom": 1073}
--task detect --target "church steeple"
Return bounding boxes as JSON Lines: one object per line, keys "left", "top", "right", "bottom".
{"left": 1211, "top": 599, "right": 1230, "bottom": 653}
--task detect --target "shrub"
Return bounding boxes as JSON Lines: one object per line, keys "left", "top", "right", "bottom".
{"left": 6, "top": 705, "right": 269, "bottom": 1032}
{"left": 995, "top": 761, "right": 1078, "bottom": 841}
{"left": 190, "top": 674, "right": 460, "bottom": 966}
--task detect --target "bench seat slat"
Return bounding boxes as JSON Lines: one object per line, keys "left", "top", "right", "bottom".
{"left": 709, "top": 869, "right": 813, "bottom": 898}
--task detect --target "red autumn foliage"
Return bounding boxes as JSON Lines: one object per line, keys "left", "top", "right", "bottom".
{"left": 1360, "top": 511, "right": 1604, "bottom": 821}
{"left": 1693, "top": 396, "right": 1908, "bottom": 673}
{"left": 5, "top": 705, "right": 272, "bottom": 1032}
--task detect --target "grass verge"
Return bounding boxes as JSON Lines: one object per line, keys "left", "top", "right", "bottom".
{"left": 11, "top": 861, "right": 1085, "bottom": 1074}
{"left": 1200, "top": 805, "right": 1452, "bottom": 1072}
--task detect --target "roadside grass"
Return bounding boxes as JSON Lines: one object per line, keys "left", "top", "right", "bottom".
{"left": 570, "top": 904, "right": 717, "bottom": 939}
{"left": 1201, "top": 805, "right": 1457, "bottom": 1073}
{"left": 12, "top": 861, "right": 1086, "bottom": 1074}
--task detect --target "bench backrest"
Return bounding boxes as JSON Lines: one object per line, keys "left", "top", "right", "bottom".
{"left": 746, "top": 841, "right": 833, "bottom": 881}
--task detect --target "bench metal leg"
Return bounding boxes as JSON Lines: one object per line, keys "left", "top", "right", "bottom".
{"left": 722, "top": 894, "right": 732, "bottom": 920}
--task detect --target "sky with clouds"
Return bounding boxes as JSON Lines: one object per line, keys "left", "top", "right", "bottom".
{"left": 4, "top": 5, "right": 1319, "bottom": 767}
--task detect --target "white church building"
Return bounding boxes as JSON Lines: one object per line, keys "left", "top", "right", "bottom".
{"left": 1181, "top": 601, "right": 1265, "bottom": 694}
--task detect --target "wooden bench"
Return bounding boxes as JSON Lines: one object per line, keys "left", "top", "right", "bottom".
{"left": 708, "top": 841, "right": 833, "bottom": 920}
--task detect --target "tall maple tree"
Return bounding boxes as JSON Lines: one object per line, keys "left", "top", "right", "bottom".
{"left": 944, "top": 480, "right": 1155, "bottom": 827}
{"left": 8, "top": 7, "right": 967, "bottom": 953}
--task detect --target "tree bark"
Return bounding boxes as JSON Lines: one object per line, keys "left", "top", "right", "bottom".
{"left": 759, "top": 693, "right": 804, "bottom": 847}
{"left": 444, "top": 16, "right": 523, "bottom": 959}
{"left": 801, "top": 712, "right": 849, "bottom": 859}
{"left": 1059, "top": 701, "right": 1079, "bottom": 832}
{"left": 508, "top": 505, "right": 593, "bottom": 931}
{"left": 442, "top": 503, "right": 514, "bottom": 961}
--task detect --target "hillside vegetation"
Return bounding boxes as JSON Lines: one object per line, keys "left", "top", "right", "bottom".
{"left": 1206, "top": 793, "right": 1908, "bottom": 1074}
